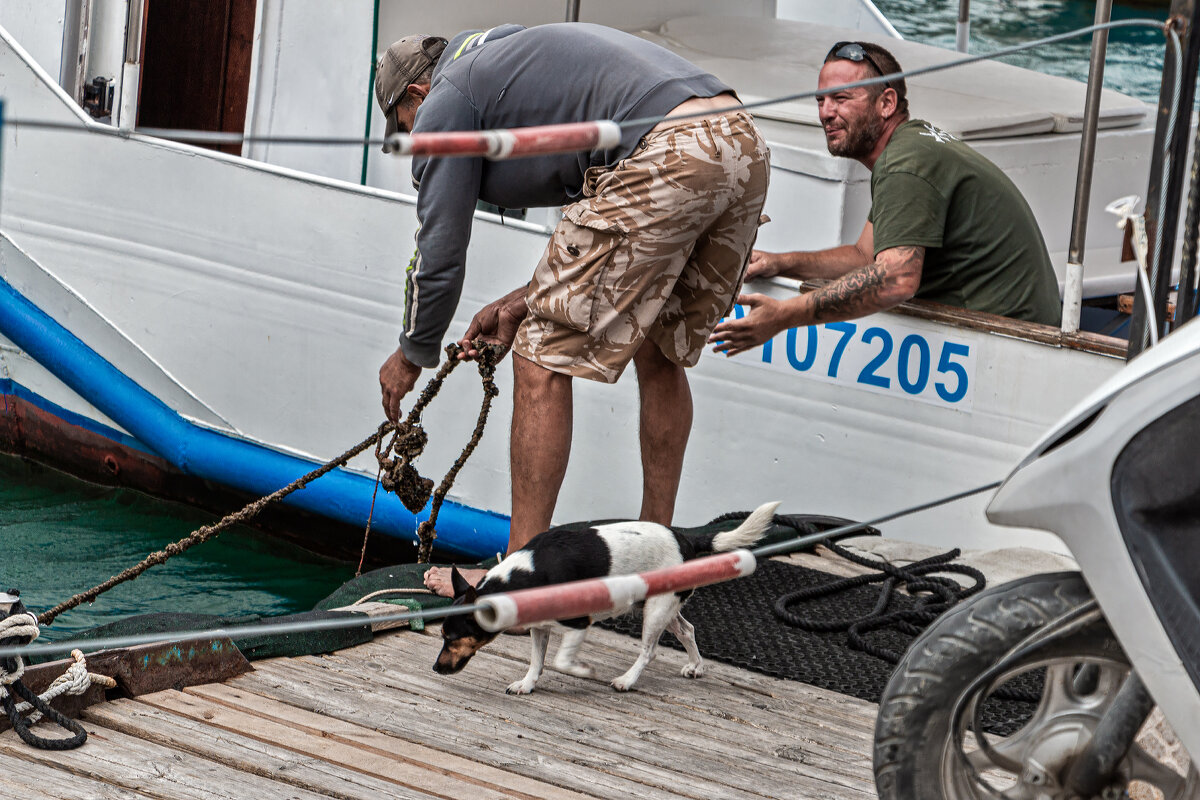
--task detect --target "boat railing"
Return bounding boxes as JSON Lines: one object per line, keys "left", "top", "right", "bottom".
{"left": 1129, "top": 1, "right": 1200, "bottom": 354}
{"left": 957, "top": 0, "right": 971, "bottom": 53}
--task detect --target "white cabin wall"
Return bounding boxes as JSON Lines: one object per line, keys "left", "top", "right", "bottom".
{"left": 0, "top": 0, "right": 67, "bottom": 80}
{"left": 363, "top": 0, "right": 779, "bottom": 190}
{"left": 376, "top": 0, "right": 777, "bottom": 40}
{"left": 242, "top": 0, "right": 376, "bottom": 183}
{"left": 754, "top": 169, "right": 869, "bottom": 254}
{"left": 240, "top": 0, "right": 779, "bottom": 186}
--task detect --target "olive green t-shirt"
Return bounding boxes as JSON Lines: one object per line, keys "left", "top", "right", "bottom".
{"left": 869, "top": 120, "right": 1061, "bottom": 325}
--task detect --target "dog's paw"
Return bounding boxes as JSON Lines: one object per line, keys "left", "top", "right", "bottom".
{"left": 505, "top": 679, "right": 537, "bottom": 695}
{"left": 681, "top": 662, "right": 705, "bottom": 679}
{"left": 610, "top": 675, "right": 637, "bottom": 692}
{"left": 555, "top": 661, "right": 596, "bottom": 679}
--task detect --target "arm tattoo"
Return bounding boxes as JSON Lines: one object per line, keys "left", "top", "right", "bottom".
{"left": 811, "top": 246, "right": 922, "bottom": 322}
{"left": 812, "top": 262, "right": 887, "bottom": 321}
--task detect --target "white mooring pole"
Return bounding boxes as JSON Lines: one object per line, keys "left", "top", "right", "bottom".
{"left": 1061, "top": 0, "right": 1114, "bottom": 334}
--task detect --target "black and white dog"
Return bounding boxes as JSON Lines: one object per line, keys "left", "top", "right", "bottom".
{"left": 434, "top": 501, "right": 779, "bottom": 694}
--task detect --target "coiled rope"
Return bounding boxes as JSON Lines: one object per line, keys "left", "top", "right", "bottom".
{"left": 769, "top": 539, "right": 1041, "bottom": 702}
{"left": 773, "top": 541, "right": 985, "bottom": 663}
{"left": 709, "top": 510, "right": 987, "bottom": 662}
{"left": 1, "top": 610, "right": 113, "bottom": 749}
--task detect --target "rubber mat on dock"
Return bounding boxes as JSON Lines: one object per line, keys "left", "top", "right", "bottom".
{"left": 598, "top": 558, "right": 1038, "bottom": 736}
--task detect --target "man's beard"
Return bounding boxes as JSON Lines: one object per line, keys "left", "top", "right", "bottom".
{"left": 826, "top": 114, "right": 883, "bottom": 159}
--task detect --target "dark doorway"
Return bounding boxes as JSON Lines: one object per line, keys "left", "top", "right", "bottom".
{"left": 137, "top": 0, "right": 256, "bottom": 155}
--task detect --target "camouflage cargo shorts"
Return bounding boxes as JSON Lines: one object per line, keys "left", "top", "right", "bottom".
{"left": 513, "top": 110, "right": 771, "bottom": 382}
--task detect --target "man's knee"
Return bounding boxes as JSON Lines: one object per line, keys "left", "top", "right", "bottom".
{"left": 633, "top": 338, "right": 685, "bottom": 379}
{"left": 514, "top": 353, "right": 572, "bottom": 398}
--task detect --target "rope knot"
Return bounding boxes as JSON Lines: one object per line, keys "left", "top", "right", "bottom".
{"left": 370, "top": 339, "right": 504, "bottom": 562}
{"left": 376, "top": 422, "right": 435, "bottom": 513}
{"left": 383, "top": 464, "right": 435, "bottom": 513}
{"left": 0, "top": 610, "right": 90, "bottom": 749}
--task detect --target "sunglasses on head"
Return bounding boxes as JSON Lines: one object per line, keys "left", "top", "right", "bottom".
{"left": 825, "top": 41, "right": 891, "bottom": 90}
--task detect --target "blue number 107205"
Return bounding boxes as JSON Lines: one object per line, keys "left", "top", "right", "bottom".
{"left": 742, "top": 316, "right": 971, "bottom": 403}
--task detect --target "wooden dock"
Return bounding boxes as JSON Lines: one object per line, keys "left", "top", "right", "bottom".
{"left": 0, "top": 622, "right": 878, "bottom": 799}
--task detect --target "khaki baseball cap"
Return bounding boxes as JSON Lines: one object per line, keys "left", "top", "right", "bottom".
{"left": 375, "top": 34, "right": 448, "bottom": 152}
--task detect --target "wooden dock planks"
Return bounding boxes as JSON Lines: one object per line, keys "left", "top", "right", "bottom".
{"left": 0, "top": 624, "right": 879, "bottom": 799}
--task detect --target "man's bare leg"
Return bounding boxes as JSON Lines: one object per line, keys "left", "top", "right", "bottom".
{"left": 507, "top": 354, "right": 574, "bottom": 548}
{"left": 425, "top": 353, "right": 573, "bottom": 596}
{"left": 633, "top": 340, "right": 692, "bottom": 525}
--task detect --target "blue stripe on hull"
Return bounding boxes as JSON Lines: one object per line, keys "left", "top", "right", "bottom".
{"left": 0, "top": 276, "right": 509, "bottom": 559}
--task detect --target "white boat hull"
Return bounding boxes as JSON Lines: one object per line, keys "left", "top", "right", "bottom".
{"left": 0, "top": 17, "right": 1130, "bottom": 558}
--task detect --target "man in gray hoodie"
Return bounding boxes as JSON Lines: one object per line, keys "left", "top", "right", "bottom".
{"left": 373, "top": 23, "right": 770, "bottom": 594}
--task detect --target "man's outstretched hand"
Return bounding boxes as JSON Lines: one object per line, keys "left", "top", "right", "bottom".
{"left": 457, "top": 286, "right": 529, "bottom": 362}
{"left": 708, "top": 293, "right": 792, "bottom": 357}
{"left": 379, "top": 346, "right": 422, "bottom": 422}
{"left": 745, "top": 249, "right": 784, "bottom": 281}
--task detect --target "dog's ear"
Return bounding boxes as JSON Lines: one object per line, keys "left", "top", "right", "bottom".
{"left": 450, "top": 565, "right": 477, "bottom": 601}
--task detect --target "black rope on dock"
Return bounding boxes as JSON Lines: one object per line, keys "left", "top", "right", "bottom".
{"left": 1, "top": 606, "right": 88, "bottom": 750}
{"left": 773, "top": 543, "right": 985, "bottom": 663}
{"left": 1, "top": 678, "right": 87, "bottom": 750}
{"left": 770, "top": 541, "right": 1042, "bottom": 703}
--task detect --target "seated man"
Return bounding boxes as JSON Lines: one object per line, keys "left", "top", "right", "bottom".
{"left": 371, "top": 24, "right": 770, "bottom": 593}
{"left": 710, "top": 41, "right": 1060, "bottom": 357}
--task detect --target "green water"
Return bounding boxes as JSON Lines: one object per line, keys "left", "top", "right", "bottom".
{"left": 0, "top": 455, "right": 355, "bottom": 640}
{"left": 0, "top": 0, "right": 1176, "bottom": 642}
{"left": 873, "top": 0, "right": 1170, "bottom": 105}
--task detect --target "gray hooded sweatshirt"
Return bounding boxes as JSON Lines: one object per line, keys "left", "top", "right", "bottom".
{"left": 399, "top": 22, "right": 732, "bottom": 367}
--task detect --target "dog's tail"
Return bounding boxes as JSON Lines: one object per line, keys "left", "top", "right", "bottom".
{"left": 710, "top": 501, "right": 781, "bottom": 553}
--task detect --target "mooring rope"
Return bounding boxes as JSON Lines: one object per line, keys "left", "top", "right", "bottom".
{"left": 38, "top": 340, "right": 504, "bottom": 626}
{"left": 373, "top": 341, "right": 504, "bottom": 563}
{"left": 35, "top": 427, "right": 391, "bottom": 626}
{"left": 773, "top": 542, "right": 986, "bottom": 662}
{"left": 0, "top": 612, "right": 97, "bottom": 749}
{"left": 12, "top": 649, "right": 117, "bottom": 723}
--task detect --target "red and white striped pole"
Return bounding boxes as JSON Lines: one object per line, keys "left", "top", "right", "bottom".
{"left": 385, "top": 120, "right": 623, "bottom": 160}
{"left": 473, "top": 549, "right": 758, "bottom": 632}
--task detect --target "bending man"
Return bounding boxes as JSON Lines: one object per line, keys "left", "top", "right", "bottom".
{"left": 710, "top": 41, "right": 1058, "bottom": 357}
{"left": 372, "top": 24, "right": 770, "bottom": 593}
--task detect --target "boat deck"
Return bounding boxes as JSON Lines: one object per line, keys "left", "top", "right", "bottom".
{"left": 0, "top": 620, "right": 878, "bottom": 799}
